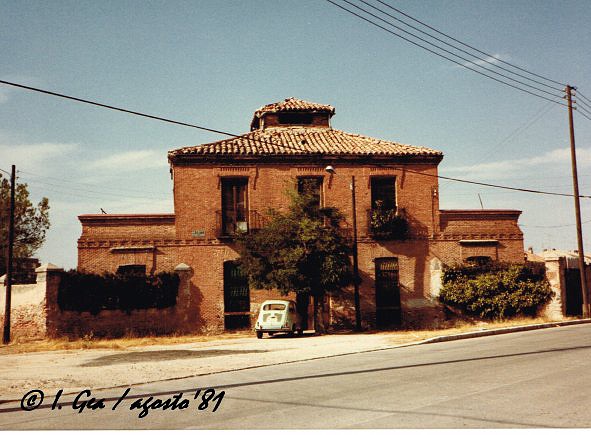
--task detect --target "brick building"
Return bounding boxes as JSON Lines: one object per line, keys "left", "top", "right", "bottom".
{"left": 78, "top": 98, "right": 524, "bottom": 331}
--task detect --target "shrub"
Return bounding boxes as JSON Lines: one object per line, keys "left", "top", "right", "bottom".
{"left": 439, "top": 262, "right": 552, "bottom": 319}
{"left": 58, "top": 270, "right": 179, "bottom": 314}
{"left": 368, "top": 201, "right": 408, "bottom": 240}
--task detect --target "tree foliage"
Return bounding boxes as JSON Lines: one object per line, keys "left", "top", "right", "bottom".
{"left": 58, "top": 270, "right": 179, "bottom": 314}
{"left": 439, "top": 262, "right": 552, "bottom": 319}
{"left": 0, "top": 174, "right": 50, "bottom": 275}
{"left": 237, "top": 186, "right": 353, "bottom": 332}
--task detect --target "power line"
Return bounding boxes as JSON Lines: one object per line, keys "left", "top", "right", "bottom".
{"left": 374, "top": 0, "right": 567, "bottom": 87}
{"left": 17, "top": 169, "right": 171, "bottom": 197}
{"left": 383, "top": 165, "right": 591, "bottom": 198}
{"left": 577, "top": 110, "right": 591, "bottom": 123}
{"left": 15, "top": 179, "right": 168, "bottom": 205}
{"left": 325, "top": 0, "right": 568, "bottom": 106}
{"left": 355, "top": 0, "right": 562, "bottom": 93}
{"left": 22, "top": 177, "right": 168, "bottom": 201}
{"left": 0, "top": 79, "right": 308, "bottom": 153}
{"left": 521, "top": 218, "right": 591, "bottom": 229}
{"left": 0, "top": 83, "right": 588, "bottom": 199}
{"left": 337, "top": 0, "right": 564, "bottom": 99}
{"left": 576, "top": 105, "right": 591, "bottom": 118}
{"left": 575, "top": 94, "right": 591, "bottom": 109}
{"left": 472, "top": 100, "right": 556, "bottom": 164}
{"left": 575, "top": 90, "right": 591, "bottom": 106}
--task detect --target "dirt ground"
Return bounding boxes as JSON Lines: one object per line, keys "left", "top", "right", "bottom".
{"left": 0, "top": 317, "right": 573, "bottom": 402}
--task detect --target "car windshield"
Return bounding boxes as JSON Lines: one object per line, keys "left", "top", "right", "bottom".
{"left": 263, "top": 303, "right": 287, "bottom": 311}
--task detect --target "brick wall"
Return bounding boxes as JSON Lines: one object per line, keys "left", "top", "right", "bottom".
{"left": 79, "top": 214, "right": 175, "bottom": 240}
{"left": 0, "top": 264, "right": 209, "bottom": 340}
{"left": 77, "top": 162, "right": 525, "bottom": 332}
{"left": 171, "top": 163, "right": 440, "bottom": 241}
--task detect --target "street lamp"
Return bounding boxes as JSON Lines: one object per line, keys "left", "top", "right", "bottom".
{"left": 325, "top": 166, "right": 362, "bottom": 331}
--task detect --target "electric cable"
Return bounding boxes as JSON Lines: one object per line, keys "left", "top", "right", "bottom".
{"left": 577, "top": 110, "right": 591, "bottom": 122}
{"left": 575, "top": 90, "right": 591, "bottom": 106}
{"left": 472, "top": 100, "right": 557, "bottom": 164}
{"left": 0, "top": 82, "right": 588, "bottom": 199}
{"left": 325, "top": 0, "right": 568, "bottom": 106}
{"left": 0, "top": 79, "right": 308, "bottom": 154}
{"left": 374, "top": 0, "right": 567, "bottom": 87}
{"left": 380, "top": 165, "right": 591, "bottom": 198}
{"left": 356, "top": 0, "right": 562, "bottom": 92}
{"left": 521, "top": 218, "right": 591, "bottom": 229}
{"left": 338, "top": 0, "right": 564, "bottom": 99}
{"left": 17, "top": 169, "right": 170, "bottom": 197}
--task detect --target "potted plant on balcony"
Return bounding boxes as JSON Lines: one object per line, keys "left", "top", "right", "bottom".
{"left": 369, "top": 201, "right": 409, "bottom": 240}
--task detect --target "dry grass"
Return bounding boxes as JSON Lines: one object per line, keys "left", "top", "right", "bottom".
{"left": 0, "top": 316, "right": 577, "bottom": 355}
{"left": 0, "top": 330, "right": 253, "bottom": 355}
{"left": 379, "top": 316, "right": 578, "bottom": 345}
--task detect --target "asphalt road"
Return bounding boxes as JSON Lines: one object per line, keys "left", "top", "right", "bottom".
{"left": 2, "top": 323, "right": 591, "bottom": 429}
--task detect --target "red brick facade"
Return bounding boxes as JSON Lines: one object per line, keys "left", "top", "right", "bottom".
{"left": 78, "top": 98, "right": 524, "bottom": 331}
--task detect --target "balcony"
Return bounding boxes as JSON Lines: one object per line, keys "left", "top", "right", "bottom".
{"left": 215, "top": 210, "right": 267, "bottom": 239}
{"left": 367, "top": 207, "right": 409, "bottom": 240}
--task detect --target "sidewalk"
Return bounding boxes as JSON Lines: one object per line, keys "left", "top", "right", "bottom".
{"left": 2, "top": 318, "right": 589, "bottom": 403}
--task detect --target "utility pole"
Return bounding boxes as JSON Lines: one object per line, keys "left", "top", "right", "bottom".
{"left": 351, "top": 175, "right": 362, "bottom": 331}
{"left": 566, "top": 85, "right": 589, "bottom": 318}
{"left": 3, "top": 165, "right": 15, "bottom": 344}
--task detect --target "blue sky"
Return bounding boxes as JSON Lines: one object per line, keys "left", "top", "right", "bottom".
{"left": 1, "top": 0, "right": 590, "bottom": 269}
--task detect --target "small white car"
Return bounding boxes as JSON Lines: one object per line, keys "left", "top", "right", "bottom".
{"left": 255, "top": 299, "right": 303, "bottom": 339}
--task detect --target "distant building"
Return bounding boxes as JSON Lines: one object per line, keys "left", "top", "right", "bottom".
{"left": 529, "top": 248, "right": 591, "bottom": 318}
{"left": 78, "top": 97, "right": 524, "bottom": 331}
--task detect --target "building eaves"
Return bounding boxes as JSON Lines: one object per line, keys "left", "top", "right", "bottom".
{"left": 168, "top": 127, "right": 443, "bottom": 163}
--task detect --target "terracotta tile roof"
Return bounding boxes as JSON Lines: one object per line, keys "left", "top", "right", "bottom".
{"left": 252, "top": 97, "right": 335, "bottom": 119}
{"left": 169, "top": 127, "right": 442, "bottom": 159}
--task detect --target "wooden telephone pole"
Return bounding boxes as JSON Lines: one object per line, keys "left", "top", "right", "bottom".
{"left": 566, "top": 86, "right": 589, "bottom": 318}
{"left": 3, "top": 165, "right": 15, "bottom": 344}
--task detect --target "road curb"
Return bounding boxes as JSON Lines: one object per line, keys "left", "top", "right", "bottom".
{"left": 417, "top": 318, "right": 591, "bottom": 344}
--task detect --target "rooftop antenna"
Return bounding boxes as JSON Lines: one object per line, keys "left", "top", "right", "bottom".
{"left": 478, "top": 193, "right": 484, "bottom": 210}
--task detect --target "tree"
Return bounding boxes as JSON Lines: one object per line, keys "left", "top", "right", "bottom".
{"left": 0, "top": 174, "right": 50, "bottom": 277}
{"left": 237, "top": 185, "right": 352, "bottom": 333}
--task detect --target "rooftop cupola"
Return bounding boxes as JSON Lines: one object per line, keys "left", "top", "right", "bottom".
{"left": 250, "top": 97, "right": 335, "bottom": 131}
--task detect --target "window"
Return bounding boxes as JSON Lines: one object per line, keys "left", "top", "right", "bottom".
{"left": 116, "top": 264, "right": 146, "bottom": 276}
{"left": 371, "top": 177, "right": 396, "bottom": 211}
{"left": 221, "top": 178, "right": 248, "bottom": 235}
{"left": 263, "top": 303, "right": 287, "bottom": 311}
{"left": 297, "top": 176, "right": 323, "bottom": 209}
{"left": 278, "top": 113, "right": 313, "bottom": 125}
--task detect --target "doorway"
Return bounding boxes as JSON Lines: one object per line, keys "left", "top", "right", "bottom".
{"left": 223, "top": 261, "right": 250, "bottom": 329}
{"left": 375, "top": 257, "right": 402, "bottom": 328}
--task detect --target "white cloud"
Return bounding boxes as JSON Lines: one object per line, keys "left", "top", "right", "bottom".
{"left": 0, "top": 142, "right": 79, "bottom": 173}
{"left": 455, "top": 54, "right": 504, "bottom": 69}
{"left": 444, "top": 147, "right": 591, "bottom": 179}
{"left": 87, "top": 150, "right": 168, "bottom": 171}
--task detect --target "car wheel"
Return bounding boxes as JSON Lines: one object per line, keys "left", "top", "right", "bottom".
{"left": 297, "top": 328, "right": 303, "bottom": 336}
{"left": 256, "top": 331, "right": 263, "bottom": 339}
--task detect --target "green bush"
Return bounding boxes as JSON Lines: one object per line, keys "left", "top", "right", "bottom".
{"left": 439, "top": 262, "right": 552, "bottom": 319}
{"left": 58, "top": 270, "right": 179, "bottom": 314}
{"left": 368, "top": 201, "right": 408, "bottom": 240}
